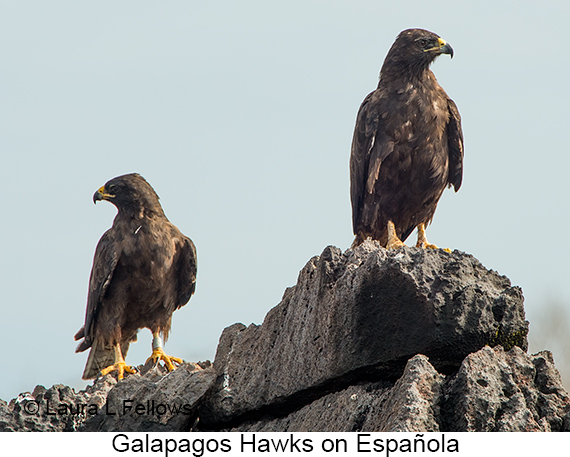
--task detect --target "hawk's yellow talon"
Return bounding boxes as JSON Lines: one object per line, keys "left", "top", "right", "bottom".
{"left": 415, "top": 223, "right": 451, "bottom": 251}
{"left": 417, "top": 241, "right": 439, "bottom": 249}
{"left": 100, "top": 361, "right": 137, "bottom": 380}
{"left": 386, "top": 239, "right": 405, "bottom": 249}
{"left": 146, "top": 347, "right": 183, "bottom": 372}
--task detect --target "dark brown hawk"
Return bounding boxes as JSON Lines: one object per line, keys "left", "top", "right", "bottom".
{"left": 350, "top": 28, "right": 463, "bottom": 249}
{"left": 74, "top": 173, "right": 197, "bottom": 380}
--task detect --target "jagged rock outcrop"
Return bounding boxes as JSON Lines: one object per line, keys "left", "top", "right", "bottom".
{"left": 82, "top": 362, "right": 215, "bottom": 432}
{"left": 220, "top": 346, "right": 570, "bottom": 432}
{"left": 442, "top": 346, "right": 570, "bottom": 431}
{"left": 0, "top": 378, "right": 114, "bottom": 432}
{"left": 0, "top": 362, "right": 214, "bottom": 432}
{"left": 2, "top": 242, "right": 568, "bottom": 432}
{"left": 200, "top": 241, "right": 528, "bottom": 427}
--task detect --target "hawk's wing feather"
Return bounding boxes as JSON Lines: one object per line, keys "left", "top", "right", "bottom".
{"left": 350, "top": 90, "right": 394, "bottom": 233}
{"left": 447, "top": 98, "right": 464, "bottom": 191}
{"left": 174, "top": 235, "right": 197, "bottom": 311}
{"left": 75, "top": 229, "right": 119, "bottom": 352}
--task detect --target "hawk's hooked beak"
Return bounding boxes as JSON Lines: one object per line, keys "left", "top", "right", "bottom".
{"left": 438, "top": 37, "right": 454, "bottom": 58}
{"left": 425, "top": 37, "right": 454, "bottom": 58}
{"left": 93, "top": 186, "right": 114, "bottom": 204}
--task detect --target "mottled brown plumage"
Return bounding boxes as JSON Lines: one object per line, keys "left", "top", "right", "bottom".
{"left": 74, "top": 173, "right": 197, "bottom": 380}
{"left": 350, "top": 29, "right": 463, "bottom": 248}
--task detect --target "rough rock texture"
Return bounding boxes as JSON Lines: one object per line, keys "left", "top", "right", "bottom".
{"left": 0, "top": 362, "right": 214, "bottom": 432}
{"left": 200, "top": 242, "right": 528, "bottom": 426}
{"left": 83, "top": 362, "right": 215, "bottom": 431}
{"left": 0, "top": 376, "right": 115, "bottom": 432}
{"left": 2, "top": 243, "right": 568, "bottom": 432}
{"left": 218, "top": 347, "right": 570, "bottom": 432}
{"left": 442, "top": 346, "right": 570, "bottom": 431}
{"left": 223, "top": 354, "right": 444, "bottom": 432}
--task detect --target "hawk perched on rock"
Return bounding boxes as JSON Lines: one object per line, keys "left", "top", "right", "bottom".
{"left": 74, "top": 173, "right": 197, "bottom": 380}
{"left": 350, "top": 28, "right": 464, "bottom": 249}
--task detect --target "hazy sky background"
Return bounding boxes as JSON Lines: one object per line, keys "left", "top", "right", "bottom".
{"left": 1, "top": 1, "right": 569, "bottom": 401}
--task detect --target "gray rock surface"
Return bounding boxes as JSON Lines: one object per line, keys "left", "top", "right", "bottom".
{"left": 220, "top": 347, "right": 570, "bottom": 432}
{"left": 200, "top": 242, "right": 528, "bottom": 426}
{"left": 223, "top": 354, "right": 444, "bottom": 432}
{"left": 0, "top": 362, "right": 214, "bottom": 432}
{"left": 83, "top": 362, "right": 215, "bottom": 431}
{"left": 442, "top": 346, "right": 570, "bottom": 431}
{"left": 0, "top": 376, "right": 115, "bottom": 431}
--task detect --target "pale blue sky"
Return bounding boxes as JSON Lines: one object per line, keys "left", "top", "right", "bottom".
{"left": 1, "top": 1, "right": 569, "bottom": 400}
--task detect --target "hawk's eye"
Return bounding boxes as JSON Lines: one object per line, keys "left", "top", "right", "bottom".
{"left": 417, "top": 38, "right": 428, "bottom": 48}
{"left": 108, "top": 185, "right": 118, "bottom": 194}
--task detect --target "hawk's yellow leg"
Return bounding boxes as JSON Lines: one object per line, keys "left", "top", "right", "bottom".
{"left": 416, "top": 223, "right": 451, "bottom": 252}
{"left": 100, "top": 345, "right": 137, "bottom": 380}
{"left": 416, "top": 223, "right": 438, "bottom": 249}
{"left": 146, "top": 332, "right": 183, "bottom": 372}
{"left": 385, "top": 220, "right": 405, "bottom": 249}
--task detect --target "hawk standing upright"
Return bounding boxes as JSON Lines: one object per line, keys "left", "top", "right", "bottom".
{"left": 74, "top": 173, "right": 197, "bottom": 380}
{"left": 350, "top": 28, "right": 464, "bottom": 249}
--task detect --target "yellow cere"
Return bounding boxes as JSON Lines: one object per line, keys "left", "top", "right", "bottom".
{"left": 437, "top": 37, "right": 446, "bottom": 47}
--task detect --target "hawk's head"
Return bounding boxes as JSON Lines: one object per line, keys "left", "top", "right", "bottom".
{"left": 381, "top": 28, "right": 453, "bottom": 76}
{"left": 93, "top": 173, "right": 163, "bottom": 217}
